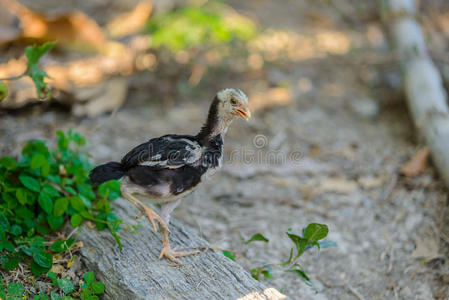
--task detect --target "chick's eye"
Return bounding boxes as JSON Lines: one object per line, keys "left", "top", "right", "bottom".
{"left": 230, "top": 98, "right": 237, "bottom": 105}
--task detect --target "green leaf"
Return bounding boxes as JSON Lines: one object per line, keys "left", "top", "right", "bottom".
{"left": 287, "top": 268, "right": 312, "bottom": 286}
{"left": 0, "top": 213, "right": 10, "bottom": 231}
{"left": 98, "top": 180, "right": 121, "bottom": 200}
{"left": 7, "top": 282, "right": 24, "bottom": 297}
{"left": 91, "top": 281, "right": 105, "bottom": 294}
{"left": 76, "top": 183, "right": 95, "bottom": 199}
{"left": 2, "top": 192, "right": 17, "bottom": 209}
{"left": 251, "top": 268, "right": 260, "bottom": 280}
{"left": 64, "top": 186, "right": 77, "bottom": 196}
{"left": 244, "top": 233, "right": 269, "bottom": 245}
{"left": 47, "top": 215, "right": 64, "bottom": 230}
{"left": 110, "top": 230, "right": 122, "bottom": 249}
{"left": 35, "top": 292, "right": 50, "bottom": 300}
{"left": 304, "top": 223, "right": 328, "bottom": 243}
{"left": 33, "top": 251, "right": 53, "bottom": 268}
{"left": 54, "top": 197, "right": 69, "bottom": 217}
{"left": 71, "top": 214, "right": 83, "bottom": 227}
{"left": 51, "top": 239, "right": 75, "bottom": 253}
{"left": 15, "top": 206, "right": 35, "bottom": 219}
{"left": 25, "top": 42, "right": 56, "bottom": 99}
{"left": 42, "top": 185, "right": 61, "bottom": 197}
{"left": 56, "top": 278, "right": 75, "bottom": 294}
{"left": 37, "top": 224, "right": 51, "bottom": 235}
{"left": 19, "top": 175, "right": 41, "bottom": 192}
{"left": 1, "top": 255, "right": 19, "bottom": 270}
{"left": 287, "top": 232, "right": 308, "bottom": 258}
{"left": 56, "top": 131, "right": 69, "bottom": 150}
{"left": 222, "top": 250, "right": 236, "bottom": 261}
{"left": 48, "top": 271, "right": 57, "bottom": 280}
{"left": 38, "top": 193, "right": 53, "bottom": 214}
{"left": 50, "top": 292, "right": 62, "bottom": 300}
{"left": 9, "top": 225, "right": 22, "bottom": 236}
{"left": 0, "top": 156, "right": 16, "bottom": 169}
{"left": 0, "top": 80, "right": 7, "bottom": 101}
{"left": 261, "top": 269, "right": 273, "bottom": 279}
{"left": 70, "top": 196, "right": 85, "bottom": 212}
{"left": 0, "top": 241, "right": 15, "bottom": 252}
{"left": 31, "top": 153, "right": 46, "bottom": 170}
{"left": 84, "top": 271, "right": 95, "bottom": 284}
{"left": 31, "top": 153, "right": 50, "bottom": 177}
{"left": 16, "top": 188, "right": 28, "bottom": 205}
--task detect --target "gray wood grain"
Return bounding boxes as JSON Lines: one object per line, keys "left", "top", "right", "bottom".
{"left": 76, "top": 198, "right": 285, "bottom": 300}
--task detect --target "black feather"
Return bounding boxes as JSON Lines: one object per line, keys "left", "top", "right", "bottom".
{"left": 120, "top": 134, "right": 200, "bottom": 170}
{"left": 89, "top": 162, "right": 124, "bottom": 185}
{"left": 196, "top": 96, "right": 219, "bottom": 143}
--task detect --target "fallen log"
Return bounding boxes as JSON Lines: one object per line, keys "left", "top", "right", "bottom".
{"left": 75, "top": 198, "right": 285, "bottom": 300}
{"left": 383, "top": 0, "right": 449, "bottom": 186}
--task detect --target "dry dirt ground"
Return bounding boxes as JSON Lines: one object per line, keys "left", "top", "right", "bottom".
{"left": 1, "top": 0, "right": 449, "bottom": 299}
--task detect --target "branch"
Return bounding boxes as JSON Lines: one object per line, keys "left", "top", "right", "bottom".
{"left": 0, "top": 69, "right": 28, "bottom": 81}
{"left": 72, "top": 198, "right": 286, "bottom": 300}
{"left": 383, "top": 0, "right": 449, "bottom": 187}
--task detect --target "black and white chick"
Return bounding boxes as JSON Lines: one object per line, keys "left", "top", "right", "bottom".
{"left": 89, "top": 88, "right": 251, "bottom": 263}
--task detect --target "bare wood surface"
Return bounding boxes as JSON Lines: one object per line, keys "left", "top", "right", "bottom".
{"left": 384, "top": 0, "right": 449, "bottom": 186}
{"left": 75, "top": 198, "right": 285, "bottom": 300}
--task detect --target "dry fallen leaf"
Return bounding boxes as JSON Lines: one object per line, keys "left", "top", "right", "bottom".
{"left": 318, "top": 177, "right": 358, "bottom": 194}
{"left": 358, "top": 176, "right": 383, "bottom": 190}
{"left": 400, "top": 147, "right": 430, "bottom": 177}
{"left": 106, "top": 1, "right": 153, "bottom": 38}
{"left": 411, "top": 237, "right": 442, "bottom": 262}
{"left": 50, "top": 264, "right": 65, "bottom": 274}
{"left": 3, "top": 0, "right": 107, "bottom": 52}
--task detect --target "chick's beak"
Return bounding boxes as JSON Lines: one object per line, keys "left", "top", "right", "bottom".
{"left": 235, "top": 105, "right": 251, "bottom": 121}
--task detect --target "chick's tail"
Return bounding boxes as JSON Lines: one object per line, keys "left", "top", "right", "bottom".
{"left": 89, "top": 162, "right": 124, "bottom": 185}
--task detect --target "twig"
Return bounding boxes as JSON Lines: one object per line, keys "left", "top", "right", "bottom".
{"left": 378, "top": 171, "right": 397, "bottom": 204}
{"left": 195, "top": 245, "right": 239, "bottom": 261}
{"left": 277, "top": 198, "right": 337, "bottom": 219}
{"left": 383, "top": 0, "right": 449, "bottom": 188}
{"left": 316, "top": 276, "right": 367, "bottom": 300}
{"left": 387, "top": 246, "right": 394, "bottom": 274}
{"left": 66, "top": 226, "right": 80, "bottom": 240}
{"left": 346, "top": 283, "right": 367, "bottom": 300}
{"left": 0, "top": 70, "right": 28, "bottom": 81}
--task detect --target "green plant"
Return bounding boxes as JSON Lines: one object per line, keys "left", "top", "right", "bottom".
{"left": 79, "top": 271, "right": 105, "bottom": 300}
{"left": 147, "top": 2, "right": 256, "bottom": 52}
{"left": 0, "top": 130, "right": 123, "bottom": 276}
{"left": 0, "top": 271, "right": 106, "bottom": 299}
{"left": 0, "top": 41, "right": 55, "bottom": 101}
{"left": 224, "top": 223, "right": 337, "bottom": 290}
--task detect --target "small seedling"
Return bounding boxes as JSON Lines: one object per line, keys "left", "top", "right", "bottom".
{"left": 0, "top": 42, "right": 56, "bottom": 101}
{"left": 224, "top": 223, "right": 337, "bottom": 290}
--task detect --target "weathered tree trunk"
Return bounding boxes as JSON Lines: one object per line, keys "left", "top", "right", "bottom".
{"left": 383, "top": 0, "right": 449, "bottom": 186}
{"left": 75, "top": 199, "right": 285, "bottom": 300}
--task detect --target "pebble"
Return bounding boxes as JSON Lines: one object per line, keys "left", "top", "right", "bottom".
{"left": 350, "top": 98, "right": 380, "bottom": 119}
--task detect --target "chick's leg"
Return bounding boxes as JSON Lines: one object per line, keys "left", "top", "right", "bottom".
{"left": 158, "top": 200, "right": 199, "bottom": 264}
{"left": 120, "top": 185, "right": 168, "bottom": 233}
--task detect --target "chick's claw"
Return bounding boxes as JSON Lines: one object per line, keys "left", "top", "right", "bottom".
{"left": 136, "top": 207, "right": 169, "bottom": 233}
{"left": 159, "top": 245, "right": 199, "bottom": 264}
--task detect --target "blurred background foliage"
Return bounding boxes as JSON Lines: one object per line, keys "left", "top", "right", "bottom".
{"left": 147, "top": 2, "right": 257, "bottom": 52}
